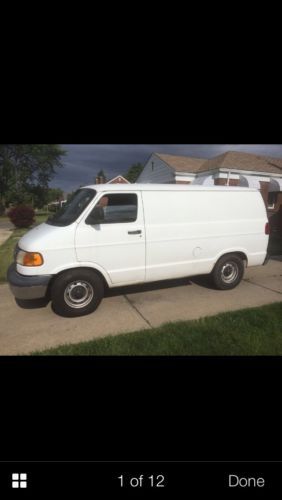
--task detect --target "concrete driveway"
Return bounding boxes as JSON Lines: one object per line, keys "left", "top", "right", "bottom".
{"left": 0, "top": 258, "right": 281, "bottom": 355}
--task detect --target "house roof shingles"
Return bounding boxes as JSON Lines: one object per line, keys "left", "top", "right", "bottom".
{"left": 155, "top": 151, "right": 282, "bottom": 175}
{"left": 198, "top": 151, "right": 282, "bottom": 175}
{"left": 155, "top": 153, "right": 205, "bottom": 172}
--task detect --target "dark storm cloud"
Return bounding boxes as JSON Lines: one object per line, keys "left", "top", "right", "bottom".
{"left": 50, "top": 144, "right": 282, "bottom": 193}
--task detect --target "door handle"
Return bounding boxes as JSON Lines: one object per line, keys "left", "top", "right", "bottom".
{"left": 128, "top": 230, "right": 142, "bottom": 235}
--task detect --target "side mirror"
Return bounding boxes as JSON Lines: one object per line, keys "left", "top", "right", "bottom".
{"left": 86, "top": 206, "right": 104, "bottom": 225}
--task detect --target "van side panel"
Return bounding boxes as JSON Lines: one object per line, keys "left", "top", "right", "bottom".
{"left": 142, "top": 190, "right": 268, "bottom": 282}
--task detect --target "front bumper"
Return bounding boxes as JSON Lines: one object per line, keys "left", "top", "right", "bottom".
{"left": 7, "top": 263, "right": 52, "bottom": 300}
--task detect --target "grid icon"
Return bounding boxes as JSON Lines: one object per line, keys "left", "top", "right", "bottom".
{"left": 12, "top": 473, "right": 27, "bottom": 488}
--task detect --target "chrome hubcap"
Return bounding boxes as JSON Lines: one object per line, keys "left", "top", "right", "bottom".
{"left": 64, "top": 281, "right": 94, "bottom": 309}
{"left": 221, "top": 262, "right": 239, "bottom": 284}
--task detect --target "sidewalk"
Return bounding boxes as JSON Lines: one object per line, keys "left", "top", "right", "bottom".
{"left": 0, "top": 220, "right": 13, "bottom": 245}
{"left": 0, "top": 259, "right": 281, "bottom": 355}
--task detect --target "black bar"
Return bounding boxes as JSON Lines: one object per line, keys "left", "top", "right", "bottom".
{"left": 0, "top": 461, "right": 281, "bottom": 497}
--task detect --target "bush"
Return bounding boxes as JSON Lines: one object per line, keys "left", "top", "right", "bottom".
{"left": 0, "top": 203, "right": 5, "bottom": 216}
{"left": 8, "top": 205, "right": 35, "bottom": 228}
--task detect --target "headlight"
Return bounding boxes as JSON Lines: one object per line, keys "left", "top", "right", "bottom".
{"left": 16, "top": 250, "right": 44, "bottom": 267}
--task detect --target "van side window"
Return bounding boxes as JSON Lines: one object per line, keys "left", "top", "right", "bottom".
{"left": 86, "top": 193, "right": 138, "bottom": 224}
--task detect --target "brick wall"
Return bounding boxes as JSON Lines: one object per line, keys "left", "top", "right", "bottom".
{"left": 214, "top": 178, "right": 239, "bottom": 186}
{"left": 259, "top": 181, "right": 269, "bottom": 206}
{"left": 268, "top": 192, "right": 282, "bottom": 235}
{"left": 268, "top": 192, "right": 282, "bottom": 214}
{"left": 109, "top": 177, "right": 128, "bottom": 184}
{"left": 95, "top": 176, "right": 106, "bottom": 184}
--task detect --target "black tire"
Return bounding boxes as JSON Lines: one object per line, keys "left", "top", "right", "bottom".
{"left": 211, "top": 254, "right": 245, "bottom": 290}
{"left": 51, "top": 269, "right": 104, "bottom": 317}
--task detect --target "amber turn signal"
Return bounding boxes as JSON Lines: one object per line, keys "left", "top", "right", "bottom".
{"left": 17, "top": 250, "right": 44, "bottom": 266}
{"left": 23, "top": 252, "right": 43, "bottom": 266}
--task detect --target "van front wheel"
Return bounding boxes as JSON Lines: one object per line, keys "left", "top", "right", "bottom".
{"left": 51, "top": 270, "right": 104, "bottom": 317}
{"left": 211, "top": 254, "right": 244, "bottom": 290}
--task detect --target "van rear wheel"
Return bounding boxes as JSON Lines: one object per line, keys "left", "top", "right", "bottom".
{"left": 212, "top": 254, "right": 244, "bottom": 290}
{"left": 51, "top": 270, "right": 104, "bottom": 317}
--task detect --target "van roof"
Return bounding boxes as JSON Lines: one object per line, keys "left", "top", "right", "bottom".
{"left": 83, "top": 183, "right": 258, "bottom": 193}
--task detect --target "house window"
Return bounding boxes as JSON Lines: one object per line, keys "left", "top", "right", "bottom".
{"left": 151, "top": 161, "right": 154, "bottom": 171}
{"left": 86, "top": 193, "right": 138, "bottom": 224}
{"left": 267, "top": 192, "right": 278, "bottom": 209}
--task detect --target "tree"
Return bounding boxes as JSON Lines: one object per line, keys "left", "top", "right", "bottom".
{"left": 47, "top": 188, "right": 64, "bottom": 204}
{"left": 30, "top": 187, "right": 65, "bottom": 209}
{"left": 67, "top": 191, "right": 76, "bottom": 202}
{"left": 29, "top": 185, "right": 48, "bottom": 209}
{"left": 0, "top": 144, "right": 65, "bottom": 207}
{"left": 124, "top": 162, "right": 144, "bottom": 183}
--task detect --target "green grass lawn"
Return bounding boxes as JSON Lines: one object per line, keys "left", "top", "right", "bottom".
{"left": 33, "top": 214, "right": 49, "bottom": 225}
{"left": 0, "top": 214, "right": 48, "bottom": 283}
{"left": 32, "top": 303, "right": 282, "bottom": 356}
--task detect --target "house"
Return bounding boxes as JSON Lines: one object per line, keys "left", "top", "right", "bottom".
{"left": 95, "top": 174, "right": 130, "bottom": 184}
{"left": 137, "top": 151, "right": 282, "bottom": 234}
{"left": 137, "top": 153, "right": 205, "bottom": 185}
{"left": 107, "top": 175, "right": 130, "bottom": 184}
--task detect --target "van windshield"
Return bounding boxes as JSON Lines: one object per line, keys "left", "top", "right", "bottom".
{"left": 46, "top": 188, "right": 96, "bottom": 227}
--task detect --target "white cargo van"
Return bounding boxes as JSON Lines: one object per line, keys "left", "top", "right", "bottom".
{"left": 7, "top": 184, "right": 269, "bottom": 317}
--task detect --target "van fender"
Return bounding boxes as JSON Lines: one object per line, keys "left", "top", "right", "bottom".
{"left": 212, "top": 248, "right": 249, "bottom": 269}
{"left": 50, "top": 262, "right": 112, "bottom": 287}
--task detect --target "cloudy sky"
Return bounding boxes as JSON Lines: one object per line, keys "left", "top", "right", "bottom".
{"left": 51, "top": 144, "right": 282, "bottom": 193}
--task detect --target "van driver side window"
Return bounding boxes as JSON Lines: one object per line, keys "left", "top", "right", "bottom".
{"left": 86, "top": 193, "right": 138, "bottom": 224}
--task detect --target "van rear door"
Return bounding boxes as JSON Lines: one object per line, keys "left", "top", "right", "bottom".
{"left": 75, "top": 191, "right": 145, "bottom": 285}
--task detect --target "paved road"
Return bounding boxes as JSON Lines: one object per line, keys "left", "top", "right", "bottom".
{"left": 0, "top": 258, "right": 281, "bottom": 355}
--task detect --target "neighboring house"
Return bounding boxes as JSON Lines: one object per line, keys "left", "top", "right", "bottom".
{"left": 107, "top": 175, "right": 130, "bottom": 184}
{"left": 95, "top": 174, "right": 130, "bottom": 184}
{"left": 137, "top": 151, "right": 282, "bottom": 234}
{"left": 137, "top": 153, "right": 205, "bottom": 184}
{"left": 47, "top": 200, "right": 67, "bottom": 211}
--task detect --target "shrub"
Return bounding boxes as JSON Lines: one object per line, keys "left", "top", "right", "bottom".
{"left": 8, "top": 205, "right": 35, "bottom": 228}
